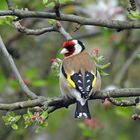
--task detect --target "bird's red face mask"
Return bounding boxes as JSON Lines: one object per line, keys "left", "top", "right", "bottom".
{"left": 60, "top": 40, "right": 76, "bottom": 57}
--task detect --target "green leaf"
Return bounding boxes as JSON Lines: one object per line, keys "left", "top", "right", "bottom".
{"left": 43, "top": 0, "right": 49, "bottom": 5}
{"left": 137, "top": 54, "right": 140, "bottom": 59}
{"left": 101, "top": 28, "right": 112, "bottom": 37}
{"left": 11, "top": 123, "right": 18, "bottom": 130}
{"left": 128, "top": 11, "right": 140, "bottom": 20}
{"left": 83, "top": 128, "right": 93, "bottom": 138}
{"left": 131, "top": 11, "right": 140, "bottom": 19}
{"left": 48, "top": 19, "right": 56, "bottom": 24}
{"left": 0, "top": 0, "right": 7, "bottom": 10}
{"left": 15, "top": 115, "right": 21, "bottom": 122}
{"left": 8, "top": 111, "right": 15, "bottom": 117}
{"left": 9, "top": 79, "right": 19, "bottom": 90}
{"left": 23, "top": 113, "right": 33, "bottom": 128}
{"left": 97, "top": 62, "right": 111, "bottom": 69}
{"left": 25, "top": 68, "right": 38, "bottom": 79}
{"left": 31, "top": 80, "right": 47, "bottom": 87}
{"left": 78, "top": 123, "right": 93, "bottom": 138}
{"left": 27, "top": 109, "right": 33, "bottom": 118}
{"left": 43, "top": 0, "right": 55, "bottom": 7}
{"left": 46, "top": 2, "right": 55, "bottom": 7}
{"left": 41, "top": 111, "right": 48, "bottom": 120}
{"left": 59, "top": 0, "right": 72, "bottom": 4}
{"left": 115, "top": 107, "right": 132, "bottom": 117}
{"left": 0, "top": 16, "right": 15, "bottom": 26}
{"left": 78, "top": 123, "right": 87, "bottom": 130}
{"left": 23, "top": 114, "right": 29, "bottom": 120}
{"left": 99, "top": 70, "right": 109, "bottom": 76}
{"left": 41, "top": 122, "right": 48, "bottom": 127}
{"left": 2, "top": 116, "right": 9, "bottom": 123}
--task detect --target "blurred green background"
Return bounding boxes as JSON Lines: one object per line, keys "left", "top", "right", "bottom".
{"left": 0, "top": 0, "right": 140, "bottom": 140}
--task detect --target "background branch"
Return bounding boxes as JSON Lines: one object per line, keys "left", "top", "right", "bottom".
{"left": 1, "top": 9, "right": 140, "bottom": 29}
{"left": 0, "top": 36, "right": 38, "bottom": 99}
{"left": 114, "top": 46, "right": 140, "bottom": 85}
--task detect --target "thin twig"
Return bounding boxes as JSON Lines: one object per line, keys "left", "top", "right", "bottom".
{"left": 0, "top": 36, "right": 38, "bottom": 99}
{"left": 14, "top": 21, "right": 58, "bottom": 35}
{"left": 108, "top": 98, "right": 136, "bottom": 106}
{"left": 114, "top": 46, "right": 140, "bottom": 85}
{"left": 56, "top": 21, "right": 72, "bottom": 40}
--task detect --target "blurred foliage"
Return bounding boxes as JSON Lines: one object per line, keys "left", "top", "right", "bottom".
{"left": 0, "top": 16, "right": 15, "bottom": 26}
{"left": 43, "top": 0, "right": 73, "bottom": 7}
{"left": 128, "top": 10, "right": 140, "bottom": 20}
{"left": 0, "top": 0, "right": 140, "bottom": 140}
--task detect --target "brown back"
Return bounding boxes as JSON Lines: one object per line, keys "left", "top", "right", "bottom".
{"left": 63, "top": 50, "right": 96, "bottom": 75}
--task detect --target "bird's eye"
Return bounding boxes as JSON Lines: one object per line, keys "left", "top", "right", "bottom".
{"left": 67, "top": 45, "right": 75, "bottom": 52}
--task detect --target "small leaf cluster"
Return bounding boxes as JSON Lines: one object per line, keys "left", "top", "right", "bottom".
{"left": 23, "top": 109, "right": 48, "bottom": 133}
{"left": 2, "top": 109, "right": 48, "bottom": 133}
{"left": 2, "top": 112, "right": 21, "bottom": 130}
{"left": 51, "top": 58, "right": 62, "bottom": 76}
{"left": 91, "top": 49, "right": 111, "bottom": 76}
{"left": 128, "top": 10, "right": 140, "bottom": 20}
{"left": 0, "top": 16, "right": 15, "bottom": 26}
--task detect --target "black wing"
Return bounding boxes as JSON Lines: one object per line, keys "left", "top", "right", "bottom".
{"left": 84, "top": 71, "right": 94, "bottom": 94}
{"left": 71, "top": 71, "right": 95, "bottom": 99}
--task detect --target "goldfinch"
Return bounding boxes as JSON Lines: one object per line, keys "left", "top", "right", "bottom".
{"left": 59, "top": 39, "right": 101, "bottom": 119}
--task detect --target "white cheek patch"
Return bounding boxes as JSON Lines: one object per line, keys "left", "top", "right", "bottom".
{"left": 73, "top": 43, "right": 82, "bottom": 55}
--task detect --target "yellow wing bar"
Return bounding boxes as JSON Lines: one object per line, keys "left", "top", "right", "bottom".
{"left": 67, "top": 74, "right": 76, "bottom": 88}
{"left": 92, "top": 74, "right": 96, "bottom": 87}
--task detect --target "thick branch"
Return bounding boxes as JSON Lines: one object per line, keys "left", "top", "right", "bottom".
{"left": 1, "top": 9, "right": 140, "bottom": 29}
{"left": 0, "top": 36, "right": 38, "bottom": 99}
{"left": 0, "top": 88, "right": 139, "bottom": 112}
{"left": 0, "top": 98, "right": 46, "bottom": 110}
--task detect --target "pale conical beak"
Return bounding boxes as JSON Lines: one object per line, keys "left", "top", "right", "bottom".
{"left": 60, "top": 48, "right": 68, "bottom": 54}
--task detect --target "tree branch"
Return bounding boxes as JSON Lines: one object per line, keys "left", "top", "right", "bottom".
{"left": 107, "top": 98, "right": 136, "bottom": 106}
{"left": 0, "top": 98, "right": 46, "bottom": 110}
{"left": 13, "top": 21, "right": 58, "bottom": 35}
{"left": 114, "top": 46, "right": 140, "bottom": 85}
{"left": 0, "top": 88, "right": 139, "bottom": 112}
{"left": 1, "top": 9, "right": 140, "bottom": 29}
{"left": 0, "top": 35, "right": 38, "bottom": 99}
{"left": 56, "top": 21, "right": 72, "bottom": 40}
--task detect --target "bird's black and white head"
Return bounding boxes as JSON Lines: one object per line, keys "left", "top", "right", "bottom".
{"left": 60, "top": 40, "right": 85, "bottom": 57}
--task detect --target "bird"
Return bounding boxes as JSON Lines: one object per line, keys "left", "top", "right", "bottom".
{"left": 59, "top": 39, "right": 101, "bottom": 119}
